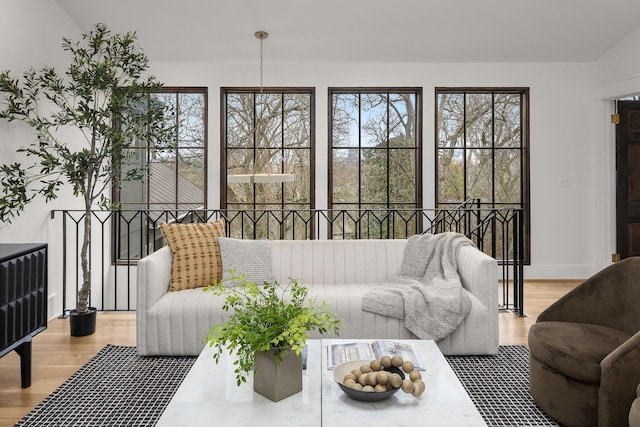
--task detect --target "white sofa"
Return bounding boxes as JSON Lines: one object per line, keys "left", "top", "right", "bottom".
{"left": 136, "top": 239, "right": 498, "bottom": 356}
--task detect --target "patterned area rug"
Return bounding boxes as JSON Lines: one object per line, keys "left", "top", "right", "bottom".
{"left": 16, "top": 345, "right": 557, "bottom": 427}
{"left": 447, "top": 345, "right": 559, "bottom": 426}
{"left": 15, "top": 345, "right": 195, "bottom": 427}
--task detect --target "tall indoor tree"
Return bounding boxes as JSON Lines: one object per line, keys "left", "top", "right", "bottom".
{"left": 0, "top": 23, "right": 174, "bottom": 335}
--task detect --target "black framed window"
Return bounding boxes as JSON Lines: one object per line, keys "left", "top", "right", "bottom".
{"left": 329, "top": 88, "right": 422, "bottom": 238}
{"left": 221, "top": 87, "right": 314, "bottom": 239}
{"left": 436, "top": 87, "right": 530, "bottom": 262}
{"left": 115, "top": 87, "right": 207, "bottom": 260}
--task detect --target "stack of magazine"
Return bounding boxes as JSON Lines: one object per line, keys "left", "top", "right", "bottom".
{"left": 327, "top": 340, "right": 425, "bottom": 370}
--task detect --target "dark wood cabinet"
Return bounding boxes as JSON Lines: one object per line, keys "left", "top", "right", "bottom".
{"left": 0, "top": 243, "right": 48, "bottom": 388}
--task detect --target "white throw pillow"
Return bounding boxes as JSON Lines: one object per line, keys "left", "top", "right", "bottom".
{"left": 217, "top": 237, "right": 273, "bottom": 284}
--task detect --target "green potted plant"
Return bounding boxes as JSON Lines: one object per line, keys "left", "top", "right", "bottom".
{"left": 0, "top": 23, "right": 174, "bottom": 336}
{"left": 204, "top": 272, "right": 342, "bottom": 402}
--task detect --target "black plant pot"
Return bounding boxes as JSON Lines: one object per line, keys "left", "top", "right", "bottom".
{"left": 69, "top": 307, "right": 97, "bottom": 337}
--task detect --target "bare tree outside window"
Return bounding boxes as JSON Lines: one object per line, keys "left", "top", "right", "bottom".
{"left": 436, "top": 88, "right": 530, "bottom": 262}
{"left": 222, "top": 88, "right": 314, "bottom": 239}
{"left": 329, "top": 88, "right": 422, "bottom": 239}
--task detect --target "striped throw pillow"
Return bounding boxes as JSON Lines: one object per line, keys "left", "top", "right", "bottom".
{"left": 160, "top": 219, "right": 226, "bottom": 291}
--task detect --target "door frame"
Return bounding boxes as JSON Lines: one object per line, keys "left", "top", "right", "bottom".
{"left": 597, "top": 99, "right": 618, "bottom": 269}
{"left": 591, "top": 77, "right": 640, "bottom": 271}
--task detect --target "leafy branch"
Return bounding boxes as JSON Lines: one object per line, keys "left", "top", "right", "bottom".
{"left": 203, "top": 272, "right": 342, "bottom": 385}
{"left": 0, "top": 23, "right": 175, "bottom": 313}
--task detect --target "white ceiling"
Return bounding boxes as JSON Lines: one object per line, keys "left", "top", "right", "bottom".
{"left": 55, "top": 0, "right": 640, "bottom": 64}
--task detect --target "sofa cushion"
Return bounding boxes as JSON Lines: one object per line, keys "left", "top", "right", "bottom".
{"left": 269, "top": 239, "right": 405, "bottom": 285}
{"left": 218, "top": 237, "right": 273, "bottom": 284}
{"left": 160, "top": 220, "right": 225, "bottom": 291}
{"left": 146, "top": 287, "right": 232, "bottom": 356}
{"left": 528, "top": 321, "right": 631, "bottom": 384}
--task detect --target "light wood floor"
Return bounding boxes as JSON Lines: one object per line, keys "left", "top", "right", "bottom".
{"left": 0, "top": 280, "right": 579, "bottom": 427}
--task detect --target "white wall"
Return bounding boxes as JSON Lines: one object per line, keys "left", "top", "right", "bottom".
{"left": 0, "top": 0, "right": 82, "bottom": 319}
{"left": 595, "top": 26, "right": 640, "bottom": 95}
{"left": 151, "top": 60, "right": 598, "bottom": 279}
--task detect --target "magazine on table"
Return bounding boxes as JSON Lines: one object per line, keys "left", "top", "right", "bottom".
{"left": 327, "top": 340, "right": 424, "bottom": 370}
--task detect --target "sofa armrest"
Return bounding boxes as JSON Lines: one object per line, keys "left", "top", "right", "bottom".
{"left": 136, "top": 246, "right": 172, "bottom": 353}
{"left": 446, "top": 245, "right": 498, "bottom": 355}
{"left": 137, "top": 246, "right": 172, "bottom": 311}
{"left": 599, "top": 330, "right": 640, "bottom": 427}
{"left": 457, "top": 245, "right": 498, "bottom": 309}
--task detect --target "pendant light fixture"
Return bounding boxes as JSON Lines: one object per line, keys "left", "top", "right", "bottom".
{"left": 228, "top": 31, "right": 295, "bottom": 184}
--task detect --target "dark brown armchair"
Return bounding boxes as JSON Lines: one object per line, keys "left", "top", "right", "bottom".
{"left": 528, "top": 257, "right": 640, "bottom": 427}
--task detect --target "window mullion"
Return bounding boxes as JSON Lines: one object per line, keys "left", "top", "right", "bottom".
{"left": 463, "top": 92, "right": 468, "bottom": 202}
{"left": 386, "top": 92, "right": 390, "bottom": 209}
{"left": 358, "top": 93, "right": 362, "bottom": 212}
{"left": 253, "top": 92, "right": 257, "bottom": 213}
{"left": 174, "top": 92, "right": 180, "bottom": 211}
{"left": 520, "top": 92, "right": 525, "bottom": 206}
{"left": 491, "top": 91, "right": 496, "bottom": 209}
{"left": 281, "top": 93, "right": 285, "bottom": 210}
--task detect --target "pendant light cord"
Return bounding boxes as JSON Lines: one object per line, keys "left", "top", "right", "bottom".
{"left": 255, "top": 31, "right": 268, "bottom": 94}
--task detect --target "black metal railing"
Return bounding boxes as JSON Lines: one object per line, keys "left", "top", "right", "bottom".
{"left": 50, "top": 206, "right": 525, "bottom": 316}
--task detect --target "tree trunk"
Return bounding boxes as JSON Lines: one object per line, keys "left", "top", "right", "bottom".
{"left": 77, "top": 201, "right": 92, "bottom": 313}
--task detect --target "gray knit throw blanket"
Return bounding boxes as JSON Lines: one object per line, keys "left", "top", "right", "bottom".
{"left": 361, "top": 232, "right": 473, "bottom": 340}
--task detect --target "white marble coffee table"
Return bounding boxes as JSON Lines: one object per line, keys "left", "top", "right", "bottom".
{"left": 322, "top": 339, "right": 487, "bottom": 426}
{"left": 157, "top": 339, "right": 486, "bottom": 426}
{"left": 155, "top": 340, "right": 322, "bottom": 427}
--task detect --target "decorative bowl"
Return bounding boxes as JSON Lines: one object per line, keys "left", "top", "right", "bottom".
{"left": 332, "top": 360, "right": 405, "bottom": 402}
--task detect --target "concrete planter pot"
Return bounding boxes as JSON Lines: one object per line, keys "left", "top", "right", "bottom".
{"left": 253, "top": 349, "right": 302, "bottom": 402}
